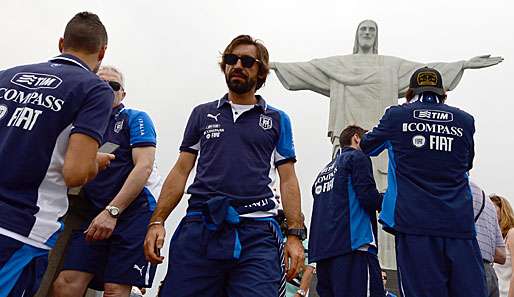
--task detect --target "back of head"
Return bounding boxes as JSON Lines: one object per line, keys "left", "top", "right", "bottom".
{"left": 406, "top": 67, "right": 447, "bottom": 103}
{"left": 339, "top": 125, "right": 366, "bottom": 148}
{"left": 491, "top": 194, "right": 514, "bottom": 238}
{"left": 63, "top": 12, "right": 108, "bottom": 54}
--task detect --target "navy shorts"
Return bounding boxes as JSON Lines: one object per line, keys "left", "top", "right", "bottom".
{"left": 395, "top": 233, "right": 487, "bottom": 297}
{"left": 0, "top": 234, "right": 49, "bottom": 297}
{"left": 62, "top": 210, "right": 156, "bottom": 290}
{"left": 316, "top": 250, "right": 385, "bottom": 297}
{"left": 158, "top": 217, "right": 285, "bottom": 297}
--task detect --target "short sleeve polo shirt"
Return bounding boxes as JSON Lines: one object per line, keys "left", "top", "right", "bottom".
{"left": 0, "top": 54, "right": 114, "bottom": 247}
{"left": 83, "top": 104, "right": 160, "bottom": 216}
{"left": 180, "top": 94, "right": 296, "bottom": 207}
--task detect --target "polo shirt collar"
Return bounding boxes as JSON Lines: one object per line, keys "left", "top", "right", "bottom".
{"left": 341, "top": 146, "right": 357, "bottom": 153}
{"left": 217, "top": 93, "right": 268, "bottom": 112}
{"left": 112, "top": 103, "right": 125, "bottom": 118}
{"left": 49, "top": 54, "right": 91, "bottom": 71}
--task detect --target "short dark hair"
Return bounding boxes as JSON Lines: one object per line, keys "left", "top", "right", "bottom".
{"left": 219, "top": 35, "right": 270, "bottom": 91}
{"left": 339, "top": 125, "right": 366, "bottom": 147}
{"left": 63, "top": 12, "right": 108, "bottom": 54}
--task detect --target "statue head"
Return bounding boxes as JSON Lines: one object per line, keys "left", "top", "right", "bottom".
{"left": 353, "top": 19, "right": 378, "bottom": 55}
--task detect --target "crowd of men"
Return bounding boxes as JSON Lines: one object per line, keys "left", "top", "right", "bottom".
{"left": 0, "top": 11, "right": 505, "bottom": 297}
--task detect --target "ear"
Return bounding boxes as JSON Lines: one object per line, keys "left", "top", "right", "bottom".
{"left": 97, "top": 45, "right": 107, "bottom": 62}
{"left": 353, "top": 133, "right": 361, "bottom": 145}
{"left": 121, "top": 90, "right": 126, "bottom": 101}
{"left": 58, "top": 38, "right": 64, "bottom": 53}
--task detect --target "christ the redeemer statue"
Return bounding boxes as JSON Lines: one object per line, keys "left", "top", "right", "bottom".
{"left": 271, "top": 19, "right": 503, "bottom": 269}
{"left": 271, "top": 19, "right": 502, "bottom": 192}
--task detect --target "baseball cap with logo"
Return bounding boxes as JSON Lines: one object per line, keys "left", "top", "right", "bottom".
{"left": 409, "top": 67, "right": 444, "bottom": 96}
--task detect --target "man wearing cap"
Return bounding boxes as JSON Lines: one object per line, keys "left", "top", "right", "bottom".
{"left": 359, "top": 67, "right": 486, "bottom": 297}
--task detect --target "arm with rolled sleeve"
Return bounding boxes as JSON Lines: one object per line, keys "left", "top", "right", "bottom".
{"left": 275, "top": 110, "right": 304, "bottom": 280}
{"left": 85, "top": 110, "right": 158, "bottom": 241}
{"left": 105, "top": 110, "right": 158, "bottom": 212}
{"left": 275, "top": 110, "right": 300, "bottom": 227}
{"left": 360, "top": 107, "right": 395, "bottom": 157}
{"left": 351, "top": 152, "right": 383, "bottom": 213}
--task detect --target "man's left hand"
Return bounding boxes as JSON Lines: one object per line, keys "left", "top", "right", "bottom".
{"left": 84, "top": 210, "right": 117, "bottom": 241}
{"left": 284, "top": 235, "right": 305, "bottom": 281}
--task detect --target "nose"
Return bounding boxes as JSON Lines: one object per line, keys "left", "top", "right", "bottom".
{"left": 234, "top": 57, "right": 244, "bottom": 68}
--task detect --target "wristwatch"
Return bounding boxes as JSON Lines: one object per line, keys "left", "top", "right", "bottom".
{"left": 296, "top": 289, "right": 306, "bottom": 296}
{"left": 287, "top": 228, "right": 307, "bottom": 241}
{"left": 105, "top": 205, "right": 120, "bottom": 218}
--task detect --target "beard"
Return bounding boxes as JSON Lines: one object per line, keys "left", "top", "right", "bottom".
{"left": 225, "top": 70, "right": 256, "bottom": 94}
{"left": 358, "top": 38, "right": 374, "bottom": 53}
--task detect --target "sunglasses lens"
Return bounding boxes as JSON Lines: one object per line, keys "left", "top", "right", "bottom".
{"left": 108, "top": 81, "right": 121, "bottom": 91}
{"left": 223, "top": 54, "right": 238, "bottom": 65}
{"left": 240, "top": 56, "right": 257, "bottom": 68}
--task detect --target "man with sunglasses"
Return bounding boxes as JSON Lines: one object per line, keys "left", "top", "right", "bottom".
{"left": 0, "top": 12, "right": 114, "bottom": 296}
{"left": 145, "top": 35, "right": 304, "bottom": 297}
{"left": 53, "top": 66, "right": 162, "bottom": 297}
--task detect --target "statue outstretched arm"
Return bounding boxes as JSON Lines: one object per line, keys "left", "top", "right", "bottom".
{"left": 396, "top": 58, "right": 467, "bottom": 97}
{"left": 463, "top": 55, "right": 504, "bottom": 69}
{"left": 271, "top": 61, "right": 331, "bottom": 97}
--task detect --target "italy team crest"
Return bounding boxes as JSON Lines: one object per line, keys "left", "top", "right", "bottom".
{"left": 114, "top": 120, "right": 124, "bottom": 133}
{"left": 259, "top": 115, "right": 272, "bottom": 130}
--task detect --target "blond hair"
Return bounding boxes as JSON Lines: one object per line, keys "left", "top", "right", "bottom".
{"left": 491, "top": 195, "right": 514, "bottom": 238}
{"left": 99, "top": 65, "right": 125, "bottom": 87}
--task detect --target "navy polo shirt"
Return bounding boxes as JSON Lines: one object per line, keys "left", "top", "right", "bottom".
{"left": 360, "top": 96, "right": 475, "bottom": 238}
{"left": 83, "top": 104, "right": 158, "bottom": 217}
{"left": 0, "top": 54, "right": 113, "bottom": 247}
{"left": 309, "top": 147, "right": 382, "bottom": 263}
{"left": 180, "top": 94, "right": 296, "bottom": 209}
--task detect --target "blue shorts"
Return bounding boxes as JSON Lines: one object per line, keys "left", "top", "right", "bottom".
{"left": 0, "top": 234, "right": 48, "bottom": 297}
{"left": 316, "top": 250, "right": 385, "bottom": 297}
{"left": 158, "top": 216, "right": 285, "bottom": 297}
{"left": 62, "top": 210, "right": 156, "bottom": 290}
{"left": 395, "top": 233, "right": 486, "bottom": 297}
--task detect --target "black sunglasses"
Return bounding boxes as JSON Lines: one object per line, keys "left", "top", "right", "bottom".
{"left": 223, "top": 54, "right": 261, "bottom": 68}
{"left": 107, "top": 81, "right": 122, "bottom": 92}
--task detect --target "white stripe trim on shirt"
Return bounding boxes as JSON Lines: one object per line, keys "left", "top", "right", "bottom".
{"left": 50, "top": 57, "right": 89, "bottom": 71}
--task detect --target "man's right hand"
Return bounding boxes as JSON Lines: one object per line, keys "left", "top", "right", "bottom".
{"left": 144, "top": 224, "right": 166, "bottom": 264}
{"left": 97, "top": 153, "right": 115, "bottom": 171}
